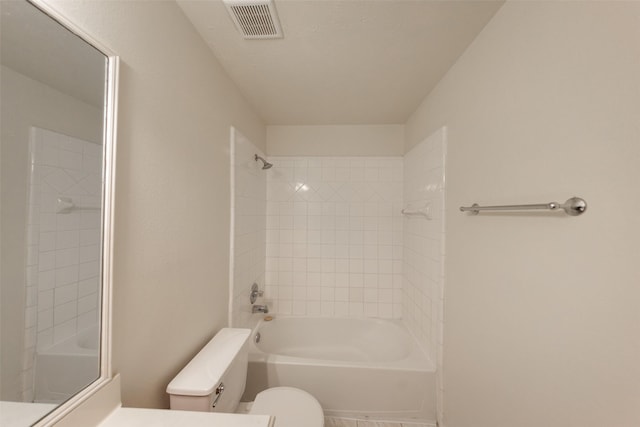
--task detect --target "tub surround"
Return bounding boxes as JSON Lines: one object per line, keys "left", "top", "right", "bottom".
{"left": 34, "top": 326, "right": 99, "bottom": 403}
{"left": 230, "top": 129, "right": 268, "bottom": 329}
{"left": 244, "top": 317, "right": 435, "bottom": 422}
{"left": 264, "top": 156, "right": 404, "bottom": 318}
{"left": 402, "top": 128, "right": 446, "bottom": 422}
{"left": 1, "top": 64, "right": 103, "bottom": 402}
{"left": 25, "top": 127, "right": 102, "bottom": 403}
{"left": 402, "top": 128, "right": 445, "bottom": 359}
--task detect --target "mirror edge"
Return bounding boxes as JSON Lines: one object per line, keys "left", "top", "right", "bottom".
{"left": 25, "top": 0, "right": 120, "bottom": 425}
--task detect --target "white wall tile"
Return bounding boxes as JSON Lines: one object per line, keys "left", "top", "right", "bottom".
{"left": 23, "top": 127, "right": 103, "bottom": 389}
{"left": 55, "top": 247, "right": 79, "bottom": 268}
{"left": 54, "top": 283, "right": 78, "bottom": 306}
{"left": 402, "top": 127, "right": 446, "bottom": 423}
{"left": 77, "top": 311, "right": 98, "bottom": 332}
{"left": 78, "top": 294, "right": 98, "bottom": 314}
{"left": 38, "top": 252, "right": 55, "bottom": 271}
{"left": 54, "top": 301, "right": 77, "bottom": 325}
{"left": 53, "top": 319, "right": 76, "bottom": 343}
{"left": 266, "top": 156, "right": 403, "bottom": 317}
{"left": 78, "top": 261, "right": 99, "bottom": 280}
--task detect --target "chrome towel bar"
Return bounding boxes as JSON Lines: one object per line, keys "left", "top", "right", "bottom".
{"left": 460, "top": 196, "right": 587, "bottom": 216}
{"left": 56, "top": 197, "right": 101, "bottom": 214}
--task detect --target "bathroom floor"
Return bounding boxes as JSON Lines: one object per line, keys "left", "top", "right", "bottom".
{"left": 324, "top": 417, "right": 435, "bottom": 427}
{"left": 237, "top": 404, "right": 434, "bottom": 427}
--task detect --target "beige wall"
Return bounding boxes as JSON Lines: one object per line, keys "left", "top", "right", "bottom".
{"left": 0, "top": 65, "right": 103, "bottom": 401}
{"left": 48, "top": 0, "right": 265, "bottom": 408}
{"left": 406, "top": 2, "right": 640, "bottom": 426}
{"left": 267, "top": 125, "right": 403, "bottom": 156}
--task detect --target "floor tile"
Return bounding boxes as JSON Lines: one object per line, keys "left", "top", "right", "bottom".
{"left": 358, "top": 422, "right": 403, "bottom": 427}
{"left": 325, "top": 417, "right": 434, "bottom": 427}
{"left": 325, "top": 417, "right": 358, "bottom": 427}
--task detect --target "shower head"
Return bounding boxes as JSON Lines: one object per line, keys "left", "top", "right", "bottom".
{"left": 254, "top": 154, "right": 273, "bottom": 170}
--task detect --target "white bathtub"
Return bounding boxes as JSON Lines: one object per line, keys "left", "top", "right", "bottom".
{"left": 242, "top": 317, "right": 435, "bottom": 422}
{"left": 34, "top": 326, "right": 100, "bottom": 403}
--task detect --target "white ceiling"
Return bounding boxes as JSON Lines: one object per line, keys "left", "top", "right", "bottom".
{"left": 178, "top": 0, "right": 504, "bottom": 125}
{"left": 0, "top": 0, "right": 106, "bottom": 108}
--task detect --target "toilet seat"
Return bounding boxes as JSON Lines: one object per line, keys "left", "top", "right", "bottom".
{"left": 249, "top": 387, "right": 324, "bottom": 427}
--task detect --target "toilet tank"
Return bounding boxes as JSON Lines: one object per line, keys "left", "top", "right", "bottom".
{"left": 167, "top": 328, "right": 251, "bottom": 413}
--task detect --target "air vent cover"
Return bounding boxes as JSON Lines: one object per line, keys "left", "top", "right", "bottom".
{"left": 223, "top": 0, "right": 283, "bottom": 40}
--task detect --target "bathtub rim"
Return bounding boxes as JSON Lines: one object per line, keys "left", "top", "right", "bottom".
{"left": 37, "top": 325, "right": 100, "bottom": 357}
{"left": 248, "top": 316, "right": 435, "bottom": 372}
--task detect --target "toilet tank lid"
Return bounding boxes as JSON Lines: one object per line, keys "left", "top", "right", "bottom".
{"left": 166, "top": 328, "right": 251, "bottom": 396}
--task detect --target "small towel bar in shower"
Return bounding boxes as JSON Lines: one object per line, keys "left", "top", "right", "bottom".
{"left": 56, "top": 197, "right": 101, "bottom": 214}
{"left": 400, "top": 207, "right": 431, "bottom": 219}
{"left": 401, "top": 205, "right": 432, "bottom": 219}
{"left": 460, "top": 196, "right": 587, "bottom": 216}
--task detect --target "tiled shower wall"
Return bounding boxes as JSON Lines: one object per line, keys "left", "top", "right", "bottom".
{"left": 402, "top": 127, "right": 446, "bottom": 422}
{"left": 23, "top": 127, "right": 102, "bottom": 400}
{"left": 230, "top": 129, "right": 267, "bottom": 328}
{"left": 264, "top": 157, "right": 404, "bottom": 318}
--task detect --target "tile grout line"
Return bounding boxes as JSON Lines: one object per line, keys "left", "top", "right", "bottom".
{"left": 325, "top": 416, "right": 436, "bottom": 427}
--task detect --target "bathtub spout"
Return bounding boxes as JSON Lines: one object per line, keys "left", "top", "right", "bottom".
{"left": 252, "top": 305, "right": 269, "bottom": 314}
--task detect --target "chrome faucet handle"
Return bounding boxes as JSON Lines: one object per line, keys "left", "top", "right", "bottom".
{"left": 252, "top": 305, "right": 269, "bottom": 314}
{"left": 249, "top": 282, "right": 264, "bottom": 304}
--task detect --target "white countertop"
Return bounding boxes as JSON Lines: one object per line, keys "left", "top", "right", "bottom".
{"left": 98, "top": 407, "right": 274, "bottom": 427}
{"left": 0, "top": 401, "right": 57, "bottom": 427}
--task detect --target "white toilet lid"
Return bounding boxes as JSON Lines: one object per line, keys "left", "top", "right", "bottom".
{"left": 249, "top": 387, "right": 324, "bottom": 427}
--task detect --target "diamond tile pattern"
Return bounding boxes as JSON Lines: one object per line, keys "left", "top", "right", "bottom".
{"left": 22, "top": 127, "right": 102, "bottom": 401}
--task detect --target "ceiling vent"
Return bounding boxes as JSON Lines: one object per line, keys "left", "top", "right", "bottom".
{"left": 223, "top": 0, "right": 283, "bottom": 40}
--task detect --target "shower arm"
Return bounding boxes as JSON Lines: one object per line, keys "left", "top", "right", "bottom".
{"left": 254, "top": 154, "right": 273, "bottom": 169}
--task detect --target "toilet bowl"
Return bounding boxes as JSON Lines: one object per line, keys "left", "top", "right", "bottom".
{"left": 166, "top": 328, "right": 324, "bottom": 427}
{"left": 250, "top": 387, "right": 323, "bottom": 427}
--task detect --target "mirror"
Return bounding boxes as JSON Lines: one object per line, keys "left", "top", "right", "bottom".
{"left": 1, "top": 1, "right": 116, "bottom": 425}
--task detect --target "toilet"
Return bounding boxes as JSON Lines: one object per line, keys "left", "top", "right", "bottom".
{"left": 167, "top": 328, "right": 324, "bottom": 427}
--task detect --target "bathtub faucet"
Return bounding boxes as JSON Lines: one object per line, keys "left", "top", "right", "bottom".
{"left": 252, "top": 304, "right": 269, "bottom": 314}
